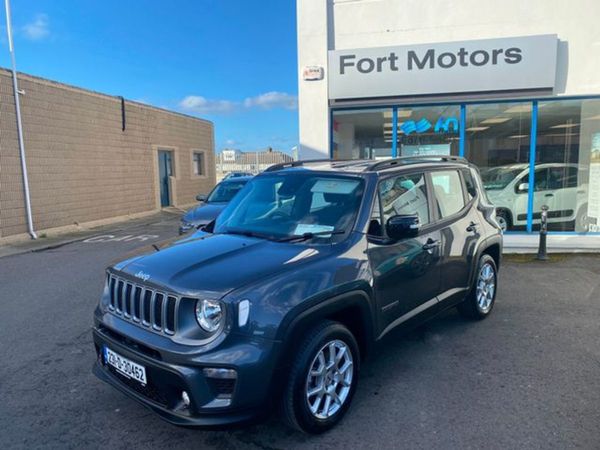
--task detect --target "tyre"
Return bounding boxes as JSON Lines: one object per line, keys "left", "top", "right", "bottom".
{"left": 457, "top": 254, "right": 498, "bottom": 320}
{"left": 282, "top": 320, "right": 360, "bottom": 434}
{"left": 495, "top": 209, "right": 511, "bottom": 232}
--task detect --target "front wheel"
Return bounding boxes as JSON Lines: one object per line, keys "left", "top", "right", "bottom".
{"left": 282, "top": 321, "right": 360, "bottom": 434}
{"left": 495, "top": 209, "right": 511, "bottom": 232}
{"left": 457, "top": 254, "right": 498, "bottom": 320}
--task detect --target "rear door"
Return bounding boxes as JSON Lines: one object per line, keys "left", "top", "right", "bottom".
{"left": 367, "top": 171, "right": 442, "bottom": 332}
{"left": 430, "top": 169, "right": 480, "bottom": 303}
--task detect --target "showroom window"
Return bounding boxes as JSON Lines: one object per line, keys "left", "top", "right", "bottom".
{"left": 465, "top": 102, "right": 532, "bottom": 231}
{"left": 331, "top": 95, "right": 600, "bottom": 234}
{"left": 332, "top": 109, "right": 392, "bottom": 160}
{"left": 535, "top": 99, "right": 600, "bottom": 232}
{"left": 396, "top": 105, "right": 461, "bottom": 157}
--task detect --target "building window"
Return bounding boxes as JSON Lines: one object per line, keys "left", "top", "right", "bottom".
{"left": 396, "top": 105, "right": 460, "bottom": 157}
{"left": 332, "top": 108, "right": 392, "bottom": 160}
{"left": 465, "top": 102, "right": 532, "bottom": 231}
{"left": 331, "top": 96, "right": 600, "bottom": 235}
{"left": 536, "top": 99, "right": 600, "bottom": 232}
{"left": 193, "top": 152, "right": 205, "bottom": 176}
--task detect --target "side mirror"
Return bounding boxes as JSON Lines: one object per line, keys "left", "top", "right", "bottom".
{"left": 199, "top": 219, "right": 215, "bottom": 233}
{"left": 196, "top": 194, "right": 207, "bottom": 202}
{"left": 516, "top": 182, "right": 529, "bottom": 193}
{"left": 386, "top": 214, "right": 420, "bottom": 240}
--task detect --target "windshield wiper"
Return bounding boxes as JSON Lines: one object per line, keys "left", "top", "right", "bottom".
{"left": 277, "top": 230, "right": 346, "bottom": 243}
{"left": 222, "top": 229, "right": 275, "bottom": 240}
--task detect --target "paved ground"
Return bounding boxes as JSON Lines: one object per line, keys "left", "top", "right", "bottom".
{"left": 0, "top": 216, "right": 599, "bottom": 449}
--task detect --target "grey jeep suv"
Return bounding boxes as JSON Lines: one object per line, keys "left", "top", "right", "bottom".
{"left": 93, "top": 156, "right": 502, "bottom": 433}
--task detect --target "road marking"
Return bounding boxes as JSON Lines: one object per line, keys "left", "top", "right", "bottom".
{"left": 83, "top": 234, "right": 159, "bottom": 243}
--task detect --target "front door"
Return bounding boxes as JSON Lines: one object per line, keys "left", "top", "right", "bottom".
{"left": 158, "top": 151, "right": 173, "bottom": 207}
{"left": 367, "top": 172, "right": 442, "bottom": 333}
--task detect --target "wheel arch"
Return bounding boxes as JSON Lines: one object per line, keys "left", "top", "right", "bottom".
{"left": 277, "top": 290, "right": 376, "bottom": 369}
{"left": 469, "top": 235, "right": 502, "bottom": 287}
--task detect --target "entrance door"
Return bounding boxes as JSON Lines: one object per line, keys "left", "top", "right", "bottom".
{"left": 158, "top": 150, "right": 173, "bottom": 207}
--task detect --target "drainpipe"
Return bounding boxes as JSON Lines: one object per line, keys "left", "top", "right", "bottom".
{"left": 4, "top": 0, "right": 37, "bottom": 239}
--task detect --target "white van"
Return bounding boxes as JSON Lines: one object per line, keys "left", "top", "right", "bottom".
{"left": 481, "top": 163, "right": 589, "bottom": 231}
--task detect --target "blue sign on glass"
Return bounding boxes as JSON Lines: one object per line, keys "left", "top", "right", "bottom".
{"left": 400, "top": 116, "right": 459, "bottom": 135}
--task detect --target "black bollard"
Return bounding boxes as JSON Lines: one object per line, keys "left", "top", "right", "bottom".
{"left": 536, "top": 205, "right": 549, "bottom": 261}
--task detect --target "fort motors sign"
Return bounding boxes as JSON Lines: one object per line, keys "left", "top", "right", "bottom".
{"left": 328, "top": 35, "right": 558, "bottom": 100}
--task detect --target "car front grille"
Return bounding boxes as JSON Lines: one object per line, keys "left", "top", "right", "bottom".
{"left": 107, "top": 274, "right": 180, "bottom": 335}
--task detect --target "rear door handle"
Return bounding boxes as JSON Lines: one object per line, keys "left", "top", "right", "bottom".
{"left": 545, "top": 193, "right": 554, "bottom": 197}
{"left": 422, "top": 238, "right": 440, "bottom": 250}
{"left": 466, "top": 221, "right": 479, "bottom": 232}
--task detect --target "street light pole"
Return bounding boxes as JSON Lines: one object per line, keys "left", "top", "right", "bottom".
{"left": 4, "top": 0, "right": 37, "bottom": 239}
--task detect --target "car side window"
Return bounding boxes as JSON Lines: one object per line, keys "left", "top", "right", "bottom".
{"left": 462, "top": 169, "right": 477, "bottom": 201}
{"left": 533, "top": 168, "right": 551, "bottom": 192}
{"left": 378, "top": 173, "right": 430, "bottom": 227}
{"left": 430, "top": 170, "right": 465, "bottom": 218}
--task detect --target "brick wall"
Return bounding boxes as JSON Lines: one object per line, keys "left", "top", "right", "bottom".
{"left": 0, "top": 69, "right": 215, "bottom": 238}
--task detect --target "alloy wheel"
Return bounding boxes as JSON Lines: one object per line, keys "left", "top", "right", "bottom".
{"left": 305, "top": 339, "right": 354, "bottom": 419}
{"left": 476, "top": 262, "right": 496, "bottom": 313}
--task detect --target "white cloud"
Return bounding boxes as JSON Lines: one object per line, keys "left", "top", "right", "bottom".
{"left": 179, "top": 95, "right": 237, "bottom": 114}
{"left": 243, "top": 91, "right": 297, "bottom": 110}
{"left": 225, "top": 139, "right": 239, "bottom": 146}
{"left": 22, "top": 14, "right": 50, "bottom": 41}
{"left": 179, "top": 91, "right": 297, "bottom": 115}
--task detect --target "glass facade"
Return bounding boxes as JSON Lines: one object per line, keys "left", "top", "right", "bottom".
{"left": 331, "top": 96, "right": 600, "bottom": 234}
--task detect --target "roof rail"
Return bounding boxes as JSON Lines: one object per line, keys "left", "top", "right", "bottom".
{"left": 367, "top": 155, "right": 468, "bottom": 172}
{"left": 264, "top": 158, "right": 353, "bottom": 172}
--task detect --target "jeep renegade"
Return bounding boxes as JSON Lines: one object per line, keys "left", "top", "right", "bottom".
{"left": 93, "top": 156, "right": 502, "bottom": 433}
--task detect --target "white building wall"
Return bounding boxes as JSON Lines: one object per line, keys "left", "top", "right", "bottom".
{"left": 297, "top": 0, "right": 330, "bottom": 159}
{"left": 297, "top": 0, "right": 600, "bottom": 159}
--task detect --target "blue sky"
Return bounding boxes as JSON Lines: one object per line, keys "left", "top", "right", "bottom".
{"left": 0, "top": 0, "right": 298, "bottom": 152}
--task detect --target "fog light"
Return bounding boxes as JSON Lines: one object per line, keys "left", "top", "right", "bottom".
{"left": 202, "top": 368, "right": 237, "bottom": 379}
{"left": 181, "top": 390, "right": 190, "bottom": 407}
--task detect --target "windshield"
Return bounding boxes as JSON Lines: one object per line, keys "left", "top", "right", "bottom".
{"left": 207, "top": 180, "right": 248, "bottom": 203}
{"left": 481, "top": 167, "right": 524, "bottom": 190}
{"left": 214, "top": 172, "right": 364, "bottom": 241}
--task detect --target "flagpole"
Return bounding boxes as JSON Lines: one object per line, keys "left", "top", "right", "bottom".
{"left": 4, "top": 0, "right": 37, "bottom": 239}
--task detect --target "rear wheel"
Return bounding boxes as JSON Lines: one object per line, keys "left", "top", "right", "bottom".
{"left": 457, "top": 254, "right": 498, "bottom": 320}
{"left": 282, "top": 321, "right": 359, "bottom": 434}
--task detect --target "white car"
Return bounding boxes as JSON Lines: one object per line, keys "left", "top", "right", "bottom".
{"left": 481, "top": 163, "right": 589, "bottom": 231}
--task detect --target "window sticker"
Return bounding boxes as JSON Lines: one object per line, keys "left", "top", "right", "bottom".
{"left": 311, "top": 179, "right": 360, "bottom": 194}
{"left": 294, "top": 224, "right": 335, "bottom": 236}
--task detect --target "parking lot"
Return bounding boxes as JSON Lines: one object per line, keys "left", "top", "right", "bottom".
{"left": 0, "top": 214, "right": 599, "bottom": 449}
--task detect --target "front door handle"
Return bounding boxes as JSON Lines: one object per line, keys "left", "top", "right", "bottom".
{"left": 545, "top": 193, "right": 554, "bottom": 197}
{"left": 466, "top": 221, "right": 479, "bottom": 232}
{"left": 422, "top": 238, "right": 440, "bottom": 251}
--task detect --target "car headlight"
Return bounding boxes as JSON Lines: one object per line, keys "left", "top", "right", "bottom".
{"left": 195, "top": 299, "right": 224, "bottom": 333}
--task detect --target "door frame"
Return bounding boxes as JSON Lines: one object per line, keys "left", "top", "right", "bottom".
{"left": 152, "top": 145, "right": 179, "bottom": 209}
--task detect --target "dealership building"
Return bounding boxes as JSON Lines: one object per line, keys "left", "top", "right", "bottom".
{"left": 0, "top": 69, "right": 215, "bottom": 241}
{"left": 297, "top": 0, "right": 600, "bottom": 251}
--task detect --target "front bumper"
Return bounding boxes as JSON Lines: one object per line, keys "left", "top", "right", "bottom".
{"left": 92, "top": 323, "right": 280, "bottom": 427}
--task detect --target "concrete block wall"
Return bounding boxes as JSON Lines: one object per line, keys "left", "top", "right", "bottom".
{"left": 0, "top": 69, "right": 215, "bottom": 239}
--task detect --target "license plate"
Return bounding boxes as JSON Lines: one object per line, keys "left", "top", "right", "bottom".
{"left": 104, "top": 346, "right": 147, "bottom": 385}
